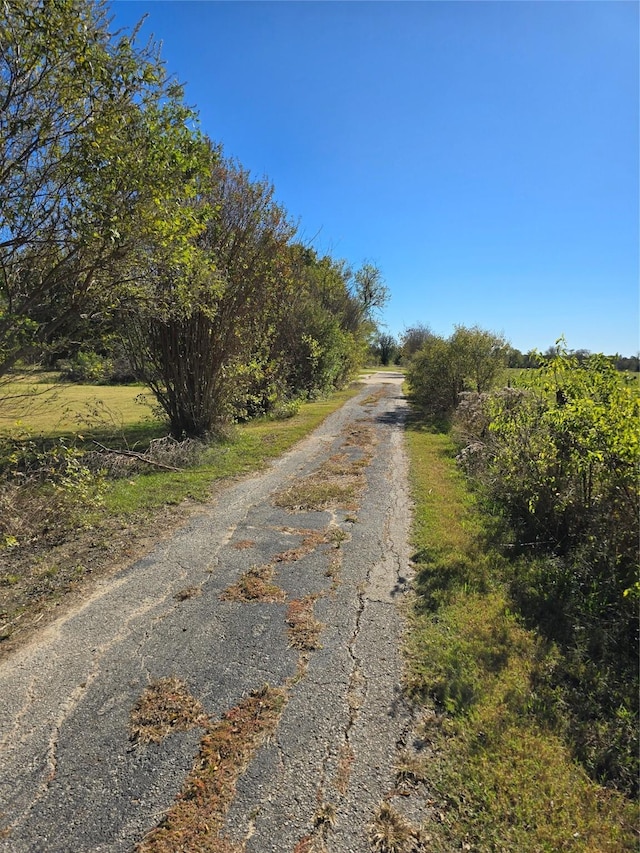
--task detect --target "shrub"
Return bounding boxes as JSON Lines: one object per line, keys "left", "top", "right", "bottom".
{"left": 453, "top": 348, "right": 640, "bottom": 794}
{"left": 57, "top": 352, "right": 112, "bottom": 384}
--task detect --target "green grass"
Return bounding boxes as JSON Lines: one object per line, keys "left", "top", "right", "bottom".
{"left": 403, "top": 410, "right": 638, "bottom": 851}
{"left": 102, "top": 387, "right": 361, "bottom": 515}
{"left": 0, "top": 378, "right": 158, "bottom": 442}
{"left": 1, "top": 373, "right": 361, "bottom": 515}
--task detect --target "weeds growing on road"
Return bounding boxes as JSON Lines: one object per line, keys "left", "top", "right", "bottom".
{"left": 0, "top": 386, "right": 360, "bottom": 651}
{"left": 220, "top": 563, "right": 286, "bottom": 603}
{"left": 129, "top": 677, "right": 208, "bottom": 744}
{"left": 286, "top": 595, "right": 324, "bottom": 650}
{"left": 135, "top": 684, "right": 287, "bottom": 853}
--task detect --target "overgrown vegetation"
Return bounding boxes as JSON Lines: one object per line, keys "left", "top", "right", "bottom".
{"left": 406, "top": 324, "right": 509, "bottom": 417}
{"left": 135, "top": 683, "right": 287, "bottom": 853}
{"left": 402, "top": 347, "right": 639, "bottom": 850}
{"left": 454, "top": 348, "right": 639, "bottom": 795}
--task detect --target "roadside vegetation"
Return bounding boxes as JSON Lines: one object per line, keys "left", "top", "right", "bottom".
{"left": 1, "top": 0, "right": 390, "bottom": 650}
{"left": 0, "top": 377, "right": 361, "bottom": 649}
{"left": 402, "top": 330, "right": 639, "bottom": 850}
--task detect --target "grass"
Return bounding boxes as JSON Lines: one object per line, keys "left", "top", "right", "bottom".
{"left": 104, "top": 387, "right": 362, "bottom": 515}
{"left": 220, "top": 563, "right": 286, "bottom": 603}
{"left": 368, "top": 802, "right": 421, "bottom": 853}
{"left": 402, "top": 408, "right": 639, "bottom": 852}
{"left": 0, "top": 378, "right": 158, "bottom": 440}
{"left": 135, "top": 684, "right": 287, "bottom": 853}
{"left": 0, "top": 380, "right": 362, "bottom": 649}
{"left": 285, "top": 595, "right": 323, "bottom": 651}
{"left": 129, "top": 677, "right": 208, "bottom": 744}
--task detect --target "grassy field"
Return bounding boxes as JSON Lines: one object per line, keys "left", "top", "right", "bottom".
{"left": 0, "top": 377, "right": 158, "bottom": 440}
{"left": 403, "top": 410, "right": 638, "bottom": 851}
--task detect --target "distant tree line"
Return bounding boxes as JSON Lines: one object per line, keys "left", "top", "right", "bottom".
{"left": 507, "top": 346, "right": 639, "bottom": 372}
{"left": 1, "top": 0, "right": 387, "bottom": 438}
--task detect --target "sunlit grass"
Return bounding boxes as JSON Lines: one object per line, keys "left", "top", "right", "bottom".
{"left": 0, "top": 378, "right": 157, "bottom": 440}
{"left": 404, "top": 414, "right": 638, "bottom": 851}
{"left": 103, "top": 386, "right": 361, "bottom": 515}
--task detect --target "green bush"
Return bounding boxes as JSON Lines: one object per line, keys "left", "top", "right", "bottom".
{"left": 454, "top": 348, "right": 639, "bottom": 794}
{"left": 57, "top": 352, "right": 112, "bottom": 384}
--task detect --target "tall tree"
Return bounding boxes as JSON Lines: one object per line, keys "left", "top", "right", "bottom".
{"left": 375, "top": 333, "right": 397, "bottom": 366}
{"left": 267, "top": 247, "right": 369, "bottom": 401}
{"left": 124, "top": 153, "right": 297, "bottom": 437}
{"left": 0, "top": 0, "right": 207, "bottom": 375}
{"left": 401, "top": 324, "right": 434, "bottom": 360}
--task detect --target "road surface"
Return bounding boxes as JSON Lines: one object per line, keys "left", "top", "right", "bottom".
{"left": 0, "top": 373, "right": 417, "bottom": 852}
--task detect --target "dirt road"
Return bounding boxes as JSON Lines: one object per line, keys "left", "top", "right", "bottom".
{"left": 0, "top": 374, "right": 416, "bottom": 852}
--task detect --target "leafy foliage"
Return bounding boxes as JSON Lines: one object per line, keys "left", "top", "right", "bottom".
{"left": 406, "top": 325, "right": 508, "bottom": 416}
{"left": 404, "top": 410, "right": 638, "bottom": 850}
{"left": 0, "top": 0, "right": 208, "bottom": 375}
{"left": 454, "top": 347, "right": 639, "bottom": 793}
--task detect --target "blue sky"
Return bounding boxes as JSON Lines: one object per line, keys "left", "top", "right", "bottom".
{"left": 110, "top": 1, "right": 639, "bottom": 356}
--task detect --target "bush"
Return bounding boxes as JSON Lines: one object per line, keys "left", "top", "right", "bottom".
{"left": 57, "top": 352, "right": 112, "bottom": 384}
{"left": 407, "top": 325, "right": 508, "bottom": 417}
{"left": 453, "top": 349, "right": 640, "bottom": 794}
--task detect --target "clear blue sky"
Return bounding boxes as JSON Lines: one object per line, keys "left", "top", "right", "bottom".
{"left": 110, "top": 0, "right": 639, "bottom": 356}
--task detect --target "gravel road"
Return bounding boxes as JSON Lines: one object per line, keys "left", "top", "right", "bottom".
{"left": 0, "top": 373, "right": 416, "bottom": 852}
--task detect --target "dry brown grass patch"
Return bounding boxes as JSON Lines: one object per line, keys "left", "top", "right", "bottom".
{"left": 334, "top": 743, "right": 355, "bottom": 794}
{"left": 174, "top": 586, "right": 202, "bottom": 601}
{"left": 136, "top": 684, "right": 287, "bottom": 852}
{"left": 274, "top": 529, "right": 327, "bottom": 563}
{"left": 231, "top": 539, "right": 255, "bottom": 550}
{"left": 361, "top": 389, "right": 387, "bottom": 407}
{"left": 274, "top": 477, "right": 360, "bottom": 513}
{"left": 129, "top": 677, "right": 208, "bottom": 744}
{"left": 368, "top": 802, "right": 423, "bottom": 853}
{"left": 342, "top": 421, "right": 377, "bottom": 449}
{"left": 286, "top": 595, "right": 324, "bottom": 650}
{"left": 220, "top": 564, "right": 286, "bottom": 603}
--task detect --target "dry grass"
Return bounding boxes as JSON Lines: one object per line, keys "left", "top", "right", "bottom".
{"left": 368, "top": 802, "right": 422, "bottom": 853}
{"left": 342, "top": 421, "right": 377, "bottom": 449}
{"left": 325, "top": 551, "right": 342, "bottom": 590}
{"left": 231, "top": 539, "right": 255, "bottom": 550}
{"left": 395, "top": 750, "right": 429, "bottom": 788}
{"left": 286, "top": 595, "right": 324, "bottom": 650}
{"left": 220, "top": 564, "right": 286, "bottom": 604}
{"left": 274, "top": 455, "right": 366, "bottom": 514}
{"left": 334, "top": 743, "right": 355, "bottom": 794}
{"left": 273, "top": 419, "right": 376, "bottom": 515}
{"left": 273, "top": 528, "right": 328, "bottom": 563}
{"left": 129, "top": 677, "right": 208, "bottom": 744}
{"left": 274, "top": 477, "right": 360, "bottom": 513}
{"left": 136, "top": 684, "right": 287, "bottom": 852}
{"left": 293, "top": 803, "right": 336, "bottom": 853}
{"left": 174, "top": 586, "right": 202, "bottom": 601}
{"left": 361, "top": 390, "right": 388, "bottom": 408}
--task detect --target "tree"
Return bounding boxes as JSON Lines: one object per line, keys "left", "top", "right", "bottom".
{"left": 264, "top": 247, "right": 368, "bottom": 403}
{"left": 450, "top": 325, "right": 509, "bottom": 393}
{"left": 406, "top": 334, "right": 459, "bottom": 414}
{"left": 407, "top": 325, "right": 509, "bottom": 416}
{"left": 374, "top": 333, "right": 397, "bottom": 366}
{"left": 123, "top": 153, "right": 297, "bottom": 437}
{"left": 401, "top": 324, "right": 434, "bottom": 360}
{"left": 353, "top": 262, "right": 389, "bottom": 319}
{"left": 0, "top": 0, "right": 207, "bottom": 376}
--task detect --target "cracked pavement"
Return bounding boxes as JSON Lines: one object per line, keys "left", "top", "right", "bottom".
{"left": 0, "top": 373, "right": 413, "bottom": 852}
